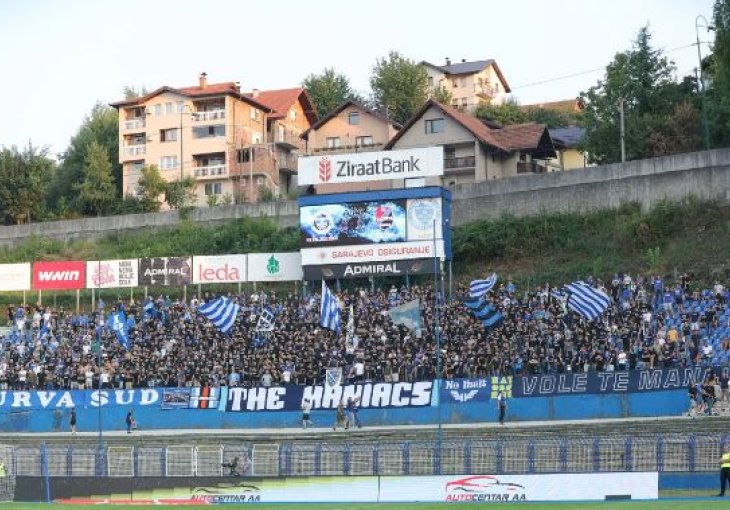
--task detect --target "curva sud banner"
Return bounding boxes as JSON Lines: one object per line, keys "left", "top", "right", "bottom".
{"left": 0, "top": 263, "right": 31, "bottom": 291}
{"left": 303, "top": 258, "right": 434, "bottom": 280}
{"left": 139, "top": 257, "right": 192, "bottom": 286}
{"left": 297, "top": 147, "right": 444, "bottom": 186}
{"left": 32, "top": 261, "right": 86, "bottom": 290}
{"left": 86, "top": 259, "right": 138, "bottom": 288}
{"left": 192, "top": 255, "right": 247, "bottom": 284}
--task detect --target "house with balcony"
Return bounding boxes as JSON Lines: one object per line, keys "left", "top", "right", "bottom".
{"left": 111, "top": 73, "right": 274, "bottom": 206}
{"left": 421, "top": 58, "right": 511, "bottom": 111}
{"left": 300, "top": 100, "right": 400, "bottom": 193}
{"left": 384, "top": 99, "right": 555, "bottom": 187}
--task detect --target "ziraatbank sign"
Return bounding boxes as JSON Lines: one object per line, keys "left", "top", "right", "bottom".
{"left": 297, "top": 147, "right": 444, "bottom": 185}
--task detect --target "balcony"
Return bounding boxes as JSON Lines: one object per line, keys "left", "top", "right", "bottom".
{"left": 475, "top": 84, "right": 495, "bottom": 99}
{"left": 312, "top": 142, "right": 383, "bottom": 153}
{"left": 278, "top": 154, "right": 298, "bottom": 173}
{"left": 269, "top": 130, "right": 302, "bottom": 150}
{"left": 193, "top": 110, "right": 226, "bottom": 122}
{"left": 517, "top": 161, "right": 547, "bottom": 174}
{"left": 123, "top": 119, "right": 146, "bottom": 131}
{"left": 444, "top": 156, "right": 476, "bottom": 169}
{"left": 121, "top": 145, "right": 146, "bottom": 157}
{"left": 193, "top": 164, "right": 227, "bottom": 179}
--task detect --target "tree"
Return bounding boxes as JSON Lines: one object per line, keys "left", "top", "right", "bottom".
{"left": 370, "top": 51, "right": 429, "bottom": 125}
{"left": 647, "top": 101, "right": 702, "bottom": 156}
{"left": 206, "top": 193, "right": 219, "bottom": 208}
{"left": 136, "top": 165, "right": 166, "bottom": 212}
{"left": 74, "top": 141, "right": 115, "bottom": 215}
{"left": 302, "top": 68, "right": 359, "bottom": 117}
{"left": 50, "top": 103, "right": 121, "bottom": 213}
{"left": 164, "top": 177, "right": 197, "bottom": 209}
{"left": 524, "top": 107, "right": 582, "bottom": 128}
{"left": 0, "top": 145, "right": 54, "bottom": 224}
{"left": 123, "top": 86, "right": 149, "bottom": 100}
{"left": 432, "top": 86, "right": 453, "bottom": 105}
{"left": 475, "top": 101, "right": 528, "bottom": 126}
{"left": 580, "top": 26, "right": 698, "bottom": 164}
{"left": 706, "top": 0, "right": 730, "bottom": 147}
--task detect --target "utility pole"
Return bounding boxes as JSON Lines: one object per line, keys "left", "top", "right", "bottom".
{"left": 617, "top": 98, "right": 626, "bottom": 163}
{"left": 696, "top": 14, "right": 715, "bottom": 151}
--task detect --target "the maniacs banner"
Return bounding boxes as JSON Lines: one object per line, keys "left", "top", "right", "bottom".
{"left": 0, "top": 263, "right": 31, "bottom": 291}
{"left": 247, "top": 253, "right": 302, "bottom": 282}
{"left": 86, "top": 259, "right": 139, "bottom": 288}
{"left": 297, "top": 147, "right": 444, "bottom": 186}
{"left": 303, "top": 258, "right": 432, "bottom": 280}
{"left": 513, "top": 366, "right": 714, "bottom": 398}
{"left": 192, "top": 255, "right": 247, "bottom": 284}
{"left": 300, "top": 240, "right": 444, "bottom": 265}
{"left": 139, "top": 257, "right": 192, "bottom": 286}
{"left": 32, "top": 261, "right": 86, "bottom": 290}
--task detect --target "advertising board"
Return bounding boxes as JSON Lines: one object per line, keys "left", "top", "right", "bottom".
{"left": 139, "top": 257, "right": 192, "bottom": 286}
{"left": 303, "top": 258, "right": 433, "bottom": 280}
{"left": 247, "top": 253, "right": 302, "bottom": 282}
{"left": 300, "top": 240, "right": 444, "bottom": 265}
{"left": 0, "top": 263, "right": 31, "bottom": 291}
{"left": 192, "top": 255, "right": 247, "bottom": 284}
{"left": 32, "top": 261, "right": 86, "bottom": 290}
{"left": 86, "top": 259, "right": 138, "bottom": 288}
{"left": 298, "top": 147, "right": 444, "bottom": 186}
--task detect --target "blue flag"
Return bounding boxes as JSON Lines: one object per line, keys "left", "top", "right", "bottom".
{"left": 320, "top": 282, "right": 341, "bottom": 333}
{"left": 470, "top": 273, "right": 498, "bottom": 299}
{"left": 198, "top": 297, "right": 239, "bottom": 334}
{"left": 107, "top": 310, "right": 131, "bottom": 350}
{"left": 389, "top": 299, "right": 423, "bottom": 335}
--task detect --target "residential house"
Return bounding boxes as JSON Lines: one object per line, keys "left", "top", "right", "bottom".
{"left": 384, "top": 99, "right": 555, "bottom": 187}
{"left": 549, "top": 126, "right": 589, "bottom": 170}
{"left": 421, "top": 58, "right": 511, "bottom": 111}
{"left": 248, "top": 87, "right": 317, "bottom": 199}
{"left": 300, "top": 100, "right": 400, "bottom": 193}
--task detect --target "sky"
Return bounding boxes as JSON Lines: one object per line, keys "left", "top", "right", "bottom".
{"left": 0, "top": 0, "right": 717, "bottom": 156}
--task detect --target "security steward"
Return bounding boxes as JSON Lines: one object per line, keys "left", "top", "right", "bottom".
{"left": 718, "top": 445, "right": 730, "bottom": 496}
{"left": 0, "top": 461, "right": 7, "bottom": 477}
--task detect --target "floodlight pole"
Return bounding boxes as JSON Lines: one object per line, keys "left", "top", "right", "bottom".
{"left": 432, "top": 219, "right": 443, "bottom": 469}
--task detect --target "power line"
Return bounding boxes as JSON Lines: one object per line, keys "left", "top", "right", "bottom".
{"left": 511, "top": 42, "right": 698, "bottom": 90}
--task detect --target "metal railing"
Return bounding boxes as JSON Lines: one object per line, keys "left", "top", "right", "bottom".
{"left": 193, "top": 110, "right": 226, "bottom": 122}
{"left": 11, "top": 433, "right": 727, "bottom": 478}
{"left": 193, "top": 164, "right": 227, "bottom": 179}
{"left": 444, "top": 156, "right": 476, "bottom": 169}
{"left": 123, "top": 119, "right": 146, "bottom": 130}
{"left": 122, "top": 145, "right": 146, "bottom": 157}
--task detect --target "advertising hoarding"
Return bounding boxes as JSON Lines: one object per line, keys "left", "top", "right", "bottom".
{"left": 32, "top": 261, "right": 86, "bottom": 290}
{"left": 0, "top": 263, "right": 31, "bottom": 291}
{"left": 192, "top": 255, "right": 247, "bottom": 284}
{"left": 406, "top": 198, "right": 443, "bottom": 240}
{"left": 138, "top": 257, "right": 192, "bottom": 286}
{"left": 86, "top": 259, "right": 139, "bottom": 288}
{"left": 300, "top": 240, "right": 444, "bottom": 266}
{"left": 247, "top": 253, "right": 302, "bottom": 282}
{"left": 303, "top": 258, "right": 433, "bottom": 280}
{"left": 297, "top": 147, "right": 444, "bottom": 186}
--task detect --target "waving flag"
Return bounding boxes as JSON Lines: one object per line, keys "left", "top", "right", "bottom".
{"left": 463, "top": 296, "right": 503, "bottom": 330}
{"left": 470, "top": 273, "right": 498, "bottom": 299}
{"left": 320, "top": 281, "right": 341, "bottom": 333}
{"left": 107, "top": 310, "right": 130, "bottom": 350}
{"left": 389, "top": 299, "right": 423, "bottom": 335}
{"left": 256, "top": 307, "right": 275, "bottom": 332}
{"left": 198, "top": 297, "right": 239, "bottom": 333}
{"left": 564, "top": 281, "right": 610, "bottom": 321}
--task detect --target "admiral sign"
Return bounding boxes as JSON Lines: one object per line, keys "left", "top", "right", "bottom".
{"left": 303, "top": 258, "right": 432, "bottom": 280}
{"left": 139, "top": 257, "right": 192, "bottom": 286}
{"left": 297, "top": 147, "right": 444, "bottom": 185}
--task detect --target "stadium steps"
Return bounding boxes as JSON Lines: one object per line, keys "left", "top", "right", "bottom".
{"left": 6, "top": 415, "right": 730, "bottom": 449}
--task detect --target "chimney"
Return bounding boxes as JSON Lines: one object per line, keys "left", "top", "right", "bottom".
{"left": 445, "top": 57, "right": 451, "bottom": 66}
{"left": 461, "top": 59, "right": 466, "bottom": 63}
{"left": 252, "top": 88, "right": 260, "bottom": 98}
{"left": 234, "top": 81, "right": 241, "bottom": 92}
{"left": 199, "top": 72, "right": 208, "bottom": 89}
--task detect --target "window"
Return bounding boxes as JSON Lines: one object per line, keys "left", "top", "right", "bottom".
{"left": 154, "top": 104, "right": 162, "bottom": 116}
{"left": 165, "top": 102, "right": 173, "bottom": 115}
{"left": 495, "top": 82, "right": 500, "bottom": 93}
{"left": 177, "top": 101, "right": 184, "bottom": 113}
{"left": 237, "top": 148, "right": 252, "bottom": 163}
{"left": 444, "top": 147, "right": 456, "bottom": 159}
{"left": 131, "top": 162, "right": 145, "bottom": 172}
{"left": 253, "top": 135, "right": 261, "bottom": 144}
{"left": 348, "top": 112, "right": 360, "bottom": 125}
{"left": 159, "top": 156, "right": 179, "bottom": 169}
{"left": 427, "top": 76, "right": 434, "bottom": 87}
{"left": 250, "top": 108, "right": 260, "bottom": 121}
{"left": 355, "top": 136, "right": 373, "bottom": 147}
{"left": 462, "top": 98, "right": 468, "bottom": 108}
{"left": 451, "top": 100, "right": 459, "bottom": 109}
{"left": 326, "top": 137, "right": 341, "bottom": 149}
{"left": 453, "top": 79, "right": 458, "bottom": 88}
{"left": 160, "top": 128, "right": 178, "bottom": 142}
{"left": 290, "top": 109, "right": 297, "bottom": 120}
{"left": 460, "top": 77, "right": 466, "bottom": 88}
{"left": 256, "top": 177, "right": 264, "bottom": 186}
{"left": 192, "top": 125, "right": 225, "bottom": 138}
{"left": 425, "top": 118, "right": 444, "bottom": 134}
{"left": 204, "top": 183, "right": 222, "bottom": 195}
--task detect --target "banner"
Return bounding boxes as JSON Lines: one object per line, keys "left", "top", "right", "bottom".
{"left": 379, "top": 472, "right": 658, "bottom": 502}
{"left": 138, "top": 257, "right": 192, "bottom": 286}
{"left": 301, "top": 240, "right": 444, "bottom": 266}
{"left": 247, "top": 253, "right": 302, "bottom": 282}
{"left": 0, "top": 263, "right": 31, "bottom": 291}
{"left": 0, "top": 388, "right": 161, "bottom": 410}
{"left": 32, "top": 261, "right": 86, "bottom": 290}
{"left": 224, "top": 381, "right": 433, "bottom": 412}
{"left": 303, "top": 258, "right": 433, "bottom": 280}
{"left": 192, "top": 255, "right": 247, "bottom": 284}
{"left": 86, "top": 259, "right": 138, "bottom": 288}
{"left": 298, "top": 147, "right": 444, "bottom": 186}
{"left": 513, "top": 366, "right": 715, "bottom": 398}
{"left": 406, "top": 198, "right": 443, "bottom": 240}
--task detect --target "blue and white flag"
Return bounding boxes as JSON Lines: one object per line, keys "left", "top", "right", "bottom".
{"left": 256, "top": 307, "right": 275, "bottom": 332}
{"left": 470, "top": 273, "right": 498, "bottom": 299}
{"left": 320, "top": 281, "right": 341, "bottom": 333}
{"left": 463, "top": 297, "right": 503, "bottom": 329}
{"left": 198, "top": 297, "right": 240, "bottom": 334}
{"left": 107, "top": 310, "right": 130, "bottom": 350}
{"left": 389, "top": 299, "right": 423, "bottom": 335}
{"left": 564, "top": 281, "right": 610, "bottom": 321}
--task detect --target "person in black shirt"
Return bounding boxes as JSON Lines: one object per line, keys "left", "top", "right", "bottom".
{"left": 69, "top": 408, "right": 77, "bottom": 435}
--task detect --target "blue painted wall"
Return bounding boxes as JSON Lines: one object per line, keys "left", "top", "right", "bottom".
{"left": 659, "top": 473, "right": 717, "bottom": 490}
{"left": 0, "top": 389, "right": 688, "bottom": 433}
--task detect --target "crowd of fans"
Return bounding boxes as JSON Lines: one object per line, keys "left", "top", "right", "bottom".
{"left": 0, "top": 273, "right": 727, "bottom": 391}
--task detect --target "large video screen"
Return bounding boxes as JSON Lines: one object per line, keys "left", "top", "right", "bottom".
{"left": 300, "top": 200, "right": 408, "bottom": 247}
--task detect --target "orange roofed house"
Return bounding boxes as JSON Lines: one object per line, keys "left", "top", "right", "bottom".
{"left": 111, "top": 73, "right": 316, "bottom": 205}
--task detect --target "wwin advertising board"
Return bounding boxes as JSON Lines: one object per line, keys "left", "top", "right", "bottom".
{"left": 297, "top": 147, "right": 444, "bottom": 186}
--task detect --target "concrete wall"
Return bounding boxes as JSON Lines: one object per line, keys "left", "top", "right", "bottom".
{"left": 0, "top": 148, "right": 728, "bottom": 246}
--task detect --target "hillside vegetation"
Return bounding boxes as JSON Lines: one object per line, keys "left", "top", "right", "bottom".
{"left": 0, "top": 199, "right": 728, "bottom": 294}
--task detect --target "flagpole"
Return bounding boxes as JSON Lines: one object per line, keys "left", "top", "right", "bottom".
{"left": 432, "top": 218, "right": 443, "bottom": 470}
{"left": 97, "top": 260, "right": 103, "bottom": 458}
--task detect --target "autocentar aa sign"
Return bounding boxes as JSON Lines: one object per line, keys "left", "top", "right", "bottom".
{"left": 297, "top": 147, "right": 444, "bottom": 185}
